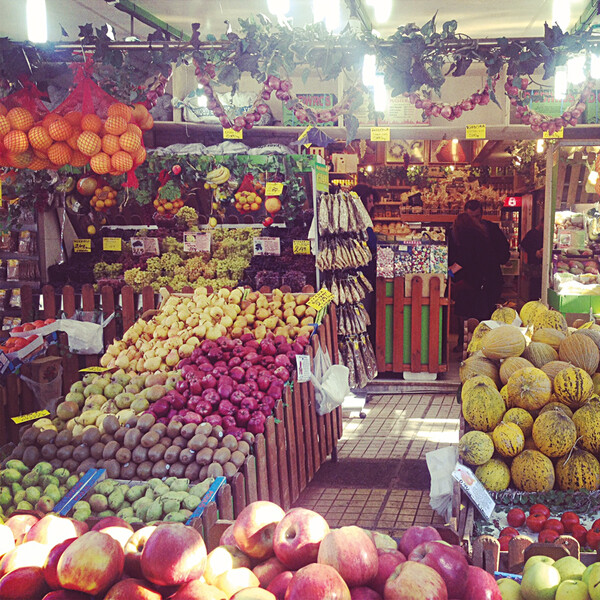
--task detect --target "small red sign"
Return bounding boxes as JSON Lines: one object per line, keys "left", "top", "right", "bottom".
{"left": 504, "top": 196, "right": 522, "bottom": 207}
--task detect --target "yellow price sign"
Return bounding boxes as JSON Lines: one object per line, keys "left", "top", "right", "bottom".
{"left": 103, "top": 237, "right": 122, "bottom": 251}
{"left": 74, "top": 239, "right": 92, "bottom": 253}
{"left": 466, "top": 124, "right": 486, "bottom": 139}
{"left": 370, "top": 127, "right": 391, "bottom": 142}
{"left": 543, "top": 127, "right": 564, "bottom": 139}
{"left": 307, "top": 288, "right": 334, "bottom": 311}
{"left": 79, "top": 366, "right": 111, "bottom": 373}
{"left": 265, "top": 182, "right": 284, "bottom": 196}
{"left": 298, "top": 125, "right": 312, "bottom": 140}
{"left": 293, "top": 240, "right": 311, "bottom": 254}
{"left": 223, "top": 128, "right": 243, "bottom": 139}
{"left": 12, "top": 409, "right": 50, "bottom": 424}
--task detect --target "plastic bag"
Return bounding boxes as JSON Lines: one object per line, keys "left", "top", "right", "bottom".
{"left": 426, "top": 445, "right": 458, "bottom": 521}
{"left": 60, "top": 312, "right": 115, "bottom": 355}
{"left": 20, "top": 365, "right": 63, "bottom": 412}
{"left": 310, "top": 345, "right": 350, "bottom": 415}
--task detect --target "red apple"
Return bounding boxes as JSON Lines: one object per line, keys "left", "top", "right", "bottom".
{"left": 369, "top": 531, "right": 398, "bottom": 551}
{"left": 284, "top": 563, "right": 350, "bottom": 600}
{"left": 231, "top": 589, "right": 277, "bottom": 599}
{"left": 526, "top": 514, "right": 547, "bottom": 533}
{"left": 544, "top": 519, "right": 564, "bottom": 535}
{"left": 233, "top": 501, "right": 286, "bottom": 561}
{"left": 213, "top": 567, "right": 259, "bottom": 597}
{"left": 220, "top": 524, "right": 237, "bottom": 547}
{"left": 0, "top": 541, "right": 50, "bottom": 576}
{"left": 4, "top": 514, "right": 39, "bottom": 544}
{"left": 43, "top": 538, "right": 77, "bottom": 589}
{"left": 103, "top": 577, "right": 162, "bottom": 599}
{"left": 204, "top": 545, "right": 252, "bottom": 585}
{"left": 350, "top": 587, "right": 382, "bottom": 599}
{"left": 0, "top": 565, "right": 49, "bottom": 599}
{"left": 571, "top": 524, "right": 588, "bottom": 546}
{"left": 267, "top": 571, "right": 294, "bottom": 600}
{"left": 92, "top": 517, "right": 133, "bottom": 532}
{"left": 498, "top": 536, "right": 511, "bottom": 552}
{"left": 462, "top": 565, "right": 501, "bottom": 600}
{"left": 253, "top": 556, "right": 287, "bottom": 587}
{"left": 57, "top": 531, "right": 124, "bottom": 595}
{"left": 123, "top": 526, "right": 156, "bottom": 578}
{"left": 506, "top": 508, "right": 526, "bottom": 528}
{"left": 370, "top": 548, "right": 406, "bottom": 595}
{"left": 170, "top": 580, "right": 226, "bottom": 599}
{"left": 317, "top": 526, "right": 378, "bottom": 587}
{"left": 0, "top": 525, "right": 15, "bottom": 560}
{"left": 529, "top": 504, "right": 550, "bottom": 519}
{"left": 384, "top": 561, "right": 448, "bottom": 600}
{"left": 408, "top": 540, "right": 468, "bottom": 598}
{"left": 42, "top": 591, "right": 93, "bottom": 600}
{"left": 398, "top": 526, "right": 442, "bottom": 557}
{"left": 538, "top": 529, "right": 559, "bottom": 543}
{"left": 96, "top": 526, "right": 134, "bottom": 549}
{"left": 561, "top": 512, "right": 580, "bottom": 534}
{"left": 499, "top": 527, "right": 519, "bottom": 539}
{"left": 273, "top": 508, "right": 330, "bottom": 570}
{"left": 141, "top": 523, "right": 207, "bottom": 587}
{"left": 24, "top": 515, "right": 88, "bottom": 548}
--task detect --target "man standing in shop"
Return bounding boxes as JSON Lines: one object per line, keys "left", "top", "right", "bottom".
{"left": 464, "top": 199, "right": 511, "bottom": 312}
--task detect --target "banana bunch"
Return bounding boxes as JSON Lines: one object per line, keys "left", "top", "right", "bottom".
{"left": 205, "top": 166, "right": 231, "bottom": 187}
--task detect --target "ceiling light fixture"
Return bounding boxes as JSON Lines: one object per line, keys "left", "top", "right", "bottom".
{"left": 26, "top": 0, "right": 47, "bottom": 44}
{"left": 362, "top": 54, "right": 387, "bottom": 112}
{"left": 567, "top": 54, "right": 586, "bottom": 84}
{"left": 267, "top": 0, "right": 290, "bottom": 17}
{"left": 366, "top": 0, "right": 392, "bottom": 23}
{"left": 552, "top": 0, "right": 570, "bottom": 31}
{"left": 589, "top": 170, "right": 599, "bottom": 185}
{"left": 313, "top": 0, "right": 340, "bottom": 32}
{"left": 537, "top": 139, "right": 545, "bottom": 153}
{"left": 554, "top": 65, "right": 568, "bottom": 101}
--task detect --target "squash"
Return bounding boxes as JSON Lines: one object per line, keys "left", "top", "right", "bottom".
{"left": 461, "top": 382, "right": 506, "bottom": 432}
{"left": 593, "top": 373, "right": 600, "bottom": 395}
{"left": 540, "top": 360, "right": 571, "bottom": 384}
{"left": 462, "top": 375, "right": 498, "bottom": 397}
{"left": 532, "top": 309, "right": 568, "bottom": 333}
{"left": 521, "top": 342, "right": 558, "bottom": 369}
{"left": 555, "top": 447, "right": 600, "bottom": 491}
{"left": 510, "top": 449, "right": 555, "bottom": 492}
{"left": 520, "top": 300, "right": 548, "bottom": 327}
{"left": 459, "top": 355, "right": 500, "bottom": 387}
{"left": 531, "top": 328, "right": 566, "bottom": 350}
{"left": 558, "top": 334, "right": 600, "bottom": 375}
{"left": 500, "top": 385, "right": 510, "bottom": 408}
{"left": 553, "top": 366, "right": 594, "bottom": 409}
{"left": 572, "top": 399, "right": 600, "bottom": 455}
{"left": 506, "top": 367, "right": 552, "bottom": 411}
{"left": 481, "top": 326, "right": 526, "bottom": 360}
{"left": 491, "top": 307, "right": 518, "bottom": 324}
{"left": 467, "top": 322, "right": 492, "bottom": 355}
{"left": 503, "top": 407, "right": 534, "bottom": 438}
{"left": 532, "top": 408, "right": 577, "bottom": 458}
{"left": 499, "top": 356, "right": 534, "bottom": 386}
{"left": 492, "top": 421, "right": 525, "bottom": 457}
{"left": 458, "top": 431, "right": 495, "bottom": 466}
{"left": 475, "top": 458, "right": 511, "bottom": 492}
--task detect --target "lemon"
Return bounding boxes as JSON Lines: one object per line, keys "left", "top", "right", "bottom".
{"left": 209, "top": 217, "right": 217, "bottom": 227}
{"left": 87, "top": 225, "right": 96, "bottom": 235}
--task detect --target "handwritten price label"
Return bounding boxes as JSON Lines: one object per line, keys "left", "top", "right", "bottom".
{"left": 307, "top": 288, "right": 334, "bottom": 311}
{"left": 370, "top": 127, "right": 391, "bottom": 142}
{"left": 12, "top": 409, "right": 50, "bottom": 424}
{"left": 74, "top": 239, "right": 91, "bottom": 252}
{"left": 466, "top": 124, "right": 486, "bottom": 139}
{"left": 316, "top": 165, "right": 329, "bottom": 192}
{"left": 265, "top": 182, "right": 284, "bottom": 196}
{"left": 293, "top": 240, "right": 311, "bottom": 254}
{"left": 223, "top": 128, "right": 243, "bottom": 139}
{"left": 103, "top": 237, "right": 122, "bottom": 251}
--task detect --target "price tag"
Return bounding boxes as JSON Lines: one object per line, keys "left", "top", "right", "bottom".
{"left": 293, "top": 240, "right": 311, "bottom": 254}
{"left": 223, "top": 128, "right": 243, "bottom": 139}
{"left": 253, "top": 237, "right": 281, "bottom": 256}
{"left": 79, "top": 366, "right": 111, "bottom": 373}
{"left": 452, "top": 463, "right": 495, "bottom": 520}
{"left": 74, "top": 239, "right": 91, "bottom": 253}
{"left": 296, "top": 354, "right": 311, "bottom": 383}
{"left": 265, "top": 182, "right": 284, "bottom": 196}
{"left": 12, "top": 409, "right": 50, "bottom": 424}
{"left": 465, "top": 124, "right": 486, "bottom": 139}
{"left": 131, "top": 237, "right": 159, "bottom": 256}
{"left": 316, "top": 164, "right": 329, "bottom": 192}
{"left": 298, "top": 125, "right": 312, "bottom": 140}
{"left": 183, "top": 231, "right": 211, "bottom": 253}
{"left": 103, "top": 237, "right": 122, "bottom": 251}
{"left": 543, "top": 127, "right": 564, "bottom": 139}
{"left": 307, "top": 288, "right": 334, "bottom": 311}
{"left": 370, "top": 127, "right": 391, "bottom": 142}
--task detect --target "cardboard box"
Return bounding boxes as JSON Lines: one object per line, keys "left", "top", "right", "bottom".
{"left": 331, "top": 153, "right": 359, "bottom": 173}
{"left": 31, "top": 356, "right": 62, "bottom": 384}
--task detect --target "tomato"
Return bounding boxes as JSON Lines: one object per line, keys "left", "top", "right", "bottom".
{"left": 544, "top": 519, "right": 565, "bottom": 535}
{"left": 498, "top": 536, "right": 511, "bottom": 551}
{"left": 25, "top": 335, "right": 38, "bottom": 344}
{"left": 507, "top": 508, "right": 526, "bottom": 528}
{"left": 12, "top": 338, "right": 28, "bottom": 350}
{"left": 526, "top": 514, "right": 547, "bottom": 533}
{"left": 529, "top": 504, "right": 551, "bottom": 519}
{"left": 538, "top": 529, "right": 559, "bottom": 543}
{"left": 43, "top": 318, "right": 56, "bottom": 325}
{"left": 561, "top": 511, "right": 580, "bottom": 534}
{"left": 571, "top": 524, "right": 588, "bottom": 546}
{"left": 33, "top": 320, "right": 45, "bottom": 328}
{"left": 11, "top": 325, "right": 24, "bottom": 333}
{"left": 499, "top": 527, "right": 520, "bottom": 539}
{"left": 22, "top": 323, "right": 35, "bottom": 332}
{"left": 587, "top": 529, "right": 600, "bottom": 551}
{"left": 591, "top": 519, "right": 600, "bottom": 532}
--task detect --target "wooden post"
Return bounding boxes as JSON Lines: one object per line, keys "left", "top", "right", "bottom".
{"left": 284, "top": 385, "right": 299, "bottom": 503}
{"left": 410, "top": 276, "right": 423, "bottom": 372}
{"left": 293, "top": 379, "right": 307, "bottom": 492}
{"left": 375, "top": 278, "right": 387, "bottom": 372}
{"left": 217, "top": 484, "right": 234, "bottom": 520}
{"left": 243, "top": 455, "right": 258, "bottom": 505}
{"left": 121, "top": 285, "right": 135, "bottom": 334}
{"left": 265, "top": 416, "right": 281, "bottom": 505}
{"left": 429, "top": 276, "right": 441, "bottom": 373}
{"left": 393, "top": 277, "right": 404, "bottom": 372}
{"left": 275, "top": 400, "right": 291, "bottom": 510}
{"left": 254, "top": 433, "right": 269, "bottom": 501}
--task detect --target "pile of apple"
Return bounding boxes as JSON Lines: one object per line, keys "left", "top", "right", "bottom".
{"left": 0, "top": 502, "right": 501, "bottom": 600}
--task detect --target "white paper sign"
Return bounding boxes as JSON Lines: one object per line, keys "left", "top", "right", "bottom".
{"left": 183, "top": 232, "right": 211, "bottom": 253}
{"left": 452, "top": 463, "right": 495, "bottom": 521}
{"left": 253, "top": 237, "right": 281, "bottom": 256}
{"left": 296, "top": 354, "right": 311, "bottom": 383}
{"left": 131, "top": 237, "right": 160, "bottom": 256}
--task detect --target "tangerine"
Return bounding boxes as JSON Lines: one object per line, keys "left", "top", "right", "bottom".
{"left": 119, "top": 131, "right": 141, "bottom": 153}
{"left": 101, "top": 134, "right": 121, "bottom": 155}
{"left": 7, "top": 107, "right": 34, "bottom": 132}
{"left": 81, "top": 113, "right": 103, "bottom": 134}
{"left": 48, "top": 117, "right": 73, "bottom": 142}
{"left": 133, "top": 146, "right": 146, "bottom": 166}
{"left": 3, "top": 130, "right": 29, "bottom": 154}
{"left": 64, "top": 111, "right": 82, "bottom": 126}
{"left": 131, "top": 103, "right": 149, "bottom": 123}
{"left": 48, "top": 142, "right": 73, "bottom": 166}
{"left": 77, "top": 131, "right": 102, "bottom": 156}
{"left": 126, "top": 123, "right": 142, "bottom": 137}
{"left": 66, "top": 129, "right": 82, "bottom": 150}
{"left": 90, "top": 152, "right": 111, "bottom": 175}
{"left": 104, "top": 116, "right": 128, "bottom": 136}
{"left": 28, "top": 126, "right": 53, "bottom": 150}
{"left": 140, "top": 114, "right": 154, "bottom": 130}
{"left": 107, "top": 102, "right": 133, "bottom": 122}
{"left": 70, "top": 150, "right": 90, "bottom": 168}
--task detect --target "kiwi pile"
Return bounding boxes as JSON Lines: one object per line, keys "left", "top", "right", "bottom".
{"left": 11, "top": 412, "right": 253, "bottom": 483}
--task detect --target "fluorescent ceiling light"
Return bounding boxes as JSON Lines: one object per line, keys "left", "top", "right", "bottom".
{"left": 26, "top": 0, "right": 47, "bottom": 44}
{"left": 537, "top": 139, "right": 545, "bottom": 153}
{"left": 589, "top": 170, "right": 599, "bottom": 185}
{"left": 267, "top": 0, "right": 290, "bottom": 17}
{"left": 313, "top": 0, "right": 340, "bottom": 32}
{"left": 372, "top": 77, "right": 387, "bottom": 112}
{"left": 367, "top": 0, "right": 392, "bottom": 23}
{"left": 591, "top": 54, "right": 600, "bottom": 79}
{"left": 567, "top": 54, "right": 585, "bottom": 84}
{"left": 554, "top": 65, "right": 568, "bottom": 101}
{"left": 362, "top": 54, "right": 377, "bottom": 86}
{"left": 552, "top": 0, "right": 570, "bottom": 31}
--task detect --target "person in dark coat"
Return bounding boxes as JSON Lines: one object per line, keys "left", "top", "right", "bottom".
{"left": 520, "top": 217, "right": 544, "bottom": 300}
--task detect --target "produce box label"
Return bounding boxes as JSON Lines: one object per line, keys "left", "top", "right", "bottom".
{"left": 316, "top": 164, "right": 329, "bottom": 192}
{"left": 452, "top": 463, "right": 495, "bottom": 520}
{"left": 370, "top": 127, "right": 391, "bottom": 142}
{"left": 11, "top": 409, "right": 50, "bottom": 424}
{"left": 73, "top": 239, "right": 91, "bottom": 253}
{"left": 253, "top": 237, "right": 280, "bottom": 256}
{"left": 466, "top": 124, "right": 486, "bottom": 139}
{"left": 223, "top": 128, "right": 243, "bottom": 139}
{"left": 265, "top": 182, "right": 284, "bottom": 196}
{"left": 184, "top": 232, "right": 211, "bottom": 253}
{"left": 308, "top": 288, "right": 335, "bottom": 311}
{"left": 131, "top": 237, "right": 160, "bottom": 256}
{"left": 103, "top": 237, "right": 122, "bottom": 251}
{"left": 296, "top": 354, "right": 311, "bottom": 382}
{"left": 293, "top": 240, "right": 311, "bottom": 254}
{"left": 186, "top": 476, "right": 227, "bottom": 524}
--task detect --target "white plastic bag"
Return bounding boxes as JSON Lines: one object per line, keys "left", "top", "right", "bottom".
{"left": 310, "top": 346, "right": 350, "bottom": 415}
{"left": 60, "top": 312, "right": 115, "bottom": 355}
{"left": 20, "top": 365, "right": 63, "bottom": 412}
{"left": 426, "top": 445, "right": 458, "bottom": 521}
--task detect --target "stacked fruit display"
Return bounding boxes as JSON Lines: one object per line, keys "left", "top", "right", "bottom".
{"left": 0, "top": 502, "right": 500, "bottom": 600}
{"left": 459, "top": 301, "right": 600, "bottom": 493}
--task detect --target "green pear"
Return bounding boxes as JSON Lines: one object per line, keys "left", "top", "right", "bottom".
{"left": 103, "top": 383, "right": 124, "bottom": 400}
{"left": 92, "top": 376, "right": 111, "bottom": 389}
{"left": 64, "top": 392, "right": 85, "bottom": 407}
{"left": 521, "top": 562, "right": 561, "bottom": 600}
{"left": 556, "top": 579, "right": 590, "bottom": 600}
{"left": 111, "top": 370, "right": 131, "bottom": 387}
{"left": 114, "top": 392, "right": 135, "bottom": 409}
{"left": 83, "top": 384, "right": 104, "bottom": 398}
{"left": 70, "top": 381, "right": 85, "bottom": 394}
{"left": 554, "top": 556, "right": 586, "bottom": 581}
{"left": 124, "top": 384, "right": 141, "bottom": 395}
{"left": 81, "top": 374, "right": 95, "bottom": 386}
{"left": 498, "top": 578, "right": 523, "bottom": 600}
{"left": 583, "top": 564, "right": 600, "bottom": 587}
{"left": 524, "top": 555, "right": 555, "bottom": 572}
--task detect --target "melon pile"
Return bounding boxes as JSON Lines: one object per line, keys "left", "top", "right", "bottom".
{"left": 459, "top": 301, "right": 600, "bottom": 493}
{"left": 0, "top": 102, "right": 152, "bottom": 173}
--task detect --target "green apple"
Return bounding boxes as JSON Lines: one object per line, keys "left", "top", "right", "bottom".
{"left": 554, "top": 556, "right": 586, "bottom": 581}
{"left": 524, "top": 555, "right": 555, "bottom": 572}
{"left": 588, "top": 564, "right": 600, "bottom": 600}
{"left": 583, "top": 564, "right": 600, "bottom": 587}
{"left": 498, "top": 577, "right": 523, "bottom": 600}
{"left": 556, "top": 579, "right": 590, "bottom": 600}
{"left": 521, "top": 562, "right": 561, "bottom": 600}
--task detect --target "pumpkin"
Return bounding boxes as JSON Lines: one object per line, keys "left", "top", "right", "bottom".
{"left": 531, "top": 328, "right": 566, "bottom": 350}
{"left": 506, "top": 367, "right": 552, "bottom": 411}
{"left": 572, "top": 399, "right": 600, "bottom": 455}
{"left": 459, "top": 355, "right": 500, "bottom": 387}
{"left": 539, "top": 401, "right": 574, "bottom": 419}
{"left": 558, "top": 334, "right": 600, "bottom": 375}
{"left": 475, "top": 458, "right": 511, "bottom": 492}
{"left": 520, "top": 300, "right": 548, "bottom": 327}
{"left": 532, "top": 309, "right": 568, "bottom": 333}
{"left": 532, "top": 408, "right": 577, "bottom": 457}
{"left": 492, "top": 421, "right": 525, "bottom": 457}
{"left": 510, "top": 449, "right": 555, "bottom": 492}
{"left": 481, "top": 326, "right": 526, "bottom": 360}
{"left": 553, "top": 366, "right": 594, "bottom": 409}
{"left": 555, "top": 447, "right": 600, "bottom": 491}
{"left": 461, "top": 382, "right": 506, "bottom": 432}
{"left": 458, "top": 431, "right": 495, "bottom": 466}
{"left": 467, "top": 322, "right": 492, "bottom": 355}
{"left": 540, "top": 360, "right": 571, "bottom": 384}
{"left": 503, "top": 407, "right": 534, "bottom": 437}
{"left": 499, "top": 356, "right": 534, "bottom": 386}
{"left": 491, "top": 306, "right": 518, "bottom": 324}
{"left": 521, "top": 342, "right": 558, "bottom": 369}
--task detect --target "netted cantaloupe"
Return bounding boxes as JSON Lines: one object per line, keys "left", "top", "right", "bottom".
{"left": 475, "top": 458, "right": 511, "bottom": 492}
{"left": 467, "top": 322, "right": 492, "bottom": 355}
{"left": 554, "top": 366, "right": 594, "bottom": 409}
{"left": 481, "top": 325, "right": 526, "bottom": 360}
{"left": 541, "top": 360, "right": 571, "bottom": 384}
{"left": 521, "top": 342, "right": 558, "bottom": 369}
{"left": 520, "top": 300, "right": 548, "bottom": 327}
{"left": 461, "top": 382, "right": 506, "bottom": 432}
{"left": 492, "top": 421, "right": 525, "bottom": 457}
{"left": 510, "top": 449, "right": 555, "bottom": 492}
{"left": 539, "top": 401, "right": 574, "bottom": 419}
{"left": 573, "top": 399, "right": 600, "bottom": 455}
{"left": 499, "top": 356, "right": 534, "bottom": 386}
{"left": 558, "top": 334, "right": 600, "bottom": 375}
{"left": 532, "top": 408, "right": 577, "bottom": 458}
{"left": 458, "top": 431, "right": 495, "bottom": 466}
{"left": 532, "top": 328, "right": 566, "bottom": 350}
{"left": 532, "top": 309, "right": 568, "bottom": 333}
{"left": 459, "top": 355, "right": 500, "bottom": 387}
{"left": 555, "top": 447, "right": 600, "bottom": 491}
{"left": 506, "top": 367, "right": 552, "bottom": 411}
{"left": 491, "top": 306, "right": 518, "bottom": 324}
{"left": 504, "top": 407, "right": 534, "bottom": 437}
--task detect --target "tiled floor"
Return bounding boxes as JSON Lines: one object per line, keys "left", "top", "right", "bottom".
{"left": 295, "top": 392, "right": 461, "bottom": 537}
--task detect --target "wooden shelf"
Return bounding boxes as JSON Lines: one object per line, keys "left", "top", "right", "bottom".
{"left": 373, "top": 214, "right": 501, "bottom": 223}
